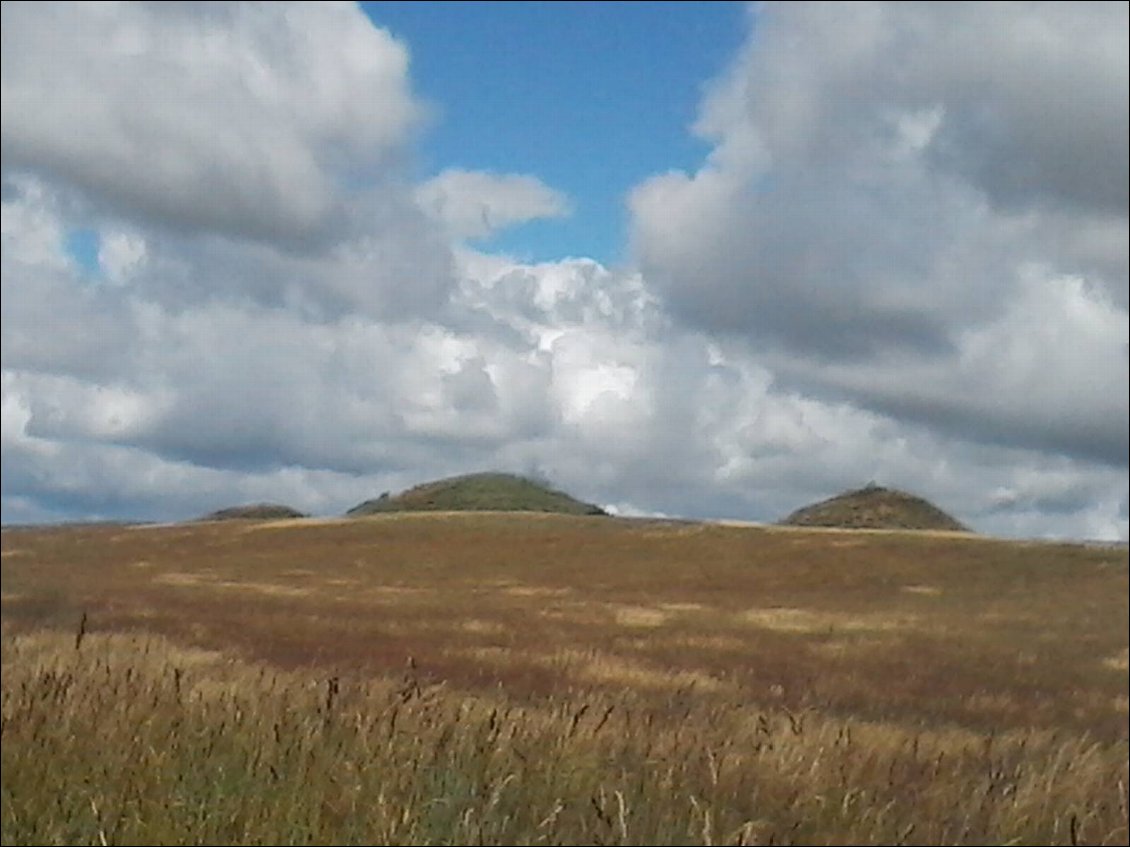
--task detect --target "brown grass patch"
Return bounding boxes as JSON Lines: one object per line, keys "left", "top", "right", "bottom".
{"left": 1102, "top": 647, "right": 1129, "bottom": 671}
{"left": 546, "top": 648, "right": 728, "bottom": 692}
{"left": 612, "top": 604, "right": 668, "bottom": 627}
{"left": 965, "top": 691, "right": 1022, "bottom": 717}
{"left": 503, "top": 585, "right": 572, "bottom": 597}
{"left": 446, "top": 644, "right": 514, "bottom": 664}
{"left": 810, "top": 636, "right": 895, "bottom": 657}
{"left": 741, "top": 606, "right": 917, "bottom": 633}
{"left": 217, "top": 581, "right": 311, "bottom": 598}
{"left": 153, "top": 571, "right": 211, "bottom": 587}
{"left": 152, "top": 571, "right": 310, "bottom": 598}
{"left": 366, "top": 585, "right": 433, "bottom": 597}
{"left": 238, "top": 517, "right": 353, "bottom": 531}
{"left": 829, "top": 538, "right": 867, "bottom": 548}
{"left": 458, "top": 618, "right": 506, "bottom": 635}
{"left": 901, "top": 583, "right": 942, "bottom": 595}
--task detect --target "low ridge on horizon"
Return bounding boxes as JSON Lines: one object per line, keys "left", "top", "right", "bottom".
{"left": 197, "top": 503, "right": 308, "bottom": 522}
{"left": 347, "top": 472, "right": 607, "bottom": 518}
{"left": 781, "top": 484, "right": 970, "bottom": 533}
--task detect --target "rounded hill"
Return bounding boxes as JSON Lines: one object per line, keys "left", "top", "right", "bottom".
{"left": 781, "top": 485, "right": 969, "bottom": 532}
{"left": 198, "top": 503, "right": 307, "bottom": 522}
{"left": 347, "top": 473, "right": 607, "bottom": 517}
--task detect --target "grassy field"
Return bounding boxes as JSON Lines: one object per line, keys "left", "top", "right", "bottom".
{"left": 2, "top": 513, "right": 1127, "bottom": 844}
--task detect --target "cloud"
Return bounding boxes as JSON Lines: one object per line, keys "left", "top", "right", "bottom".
{"left": 416, "top": 169, "right": 571, "bottom": 240}
{"left": 777, "top": 269, "right": 1128, "bottom": 466}
{"left": 915, "top": 2, "right": 1128, "bottom": 217}
{"left": 1, "top": 2, "right": 1125, "bottom": 542}
{"left": 630, "top": 0, "right": 1128, "bottom": 467}
{"left": 1, "top": 1, "right": 423, "bottom": 247}
{"left": 98, "top": 230, "right": 147, "bottom": 285}
{"left": 445, "top": 251, "right": 1128, "bottom": 540}
{"left": 0, "top": 176, "right": 69, "bottom": 269}
{"left": 3, "top": 217, "right": 1126, "bottom": 539}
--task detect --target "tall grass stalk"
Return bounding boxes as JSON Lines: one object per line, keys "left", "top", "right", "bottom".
{"left": 3, "top": 631, "right": 1127, "bottom": 846}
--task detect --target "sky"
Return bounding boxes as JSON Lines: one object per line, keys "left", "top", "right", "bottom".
{"left": 360, "top": 1, "right": 747, "bottom": 264}
{"left": 1, "top": 1, "right": 1127, "bottom": 540}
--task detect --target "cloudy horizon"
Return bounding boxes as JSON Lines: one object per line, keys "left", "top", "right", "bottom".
{"left": 2, "top": 1, "right": 1127, "bottom": 540}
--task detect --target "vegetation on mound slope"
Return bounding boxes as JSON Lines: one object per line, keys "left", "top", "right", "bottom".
{"left": 782, "top": 484, "right": 969, "bottom": 532}
{"left": 347, "top": 472, "right": 607, "bottom": 517}
{"left": 198, "top": 503, "right": 307, "bottom": 522}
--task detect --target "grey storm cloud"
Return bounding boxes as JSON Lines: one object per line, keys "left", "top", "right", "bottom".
{"left": 919, "top": 2, "right": 1129, "bottom": 217}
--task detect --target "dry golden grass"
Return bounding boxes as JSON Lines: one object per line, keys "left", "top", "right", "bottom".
{"left": 1104, "top": 648, "right": 1130, "bottom": 672}
{"left": 2, "top": 514, "right": 1128, "bottom": 844}
{"left": 611, "top": 604, "right": 670, "bottom": 627}
{"left": 739, "top": 606, "right": 919, "bottom": 633}
{"left": 902, "top": 583, "right": 943, "bottom": 595}
{"left": 2, "top": 628, "right": 1126, "bottom": 846}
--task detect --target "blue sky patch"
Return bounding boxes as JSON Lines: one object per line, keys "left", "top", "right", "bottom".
{"left": 64, "top": 228, "right": 101, "bottom": 276}
{"left": 362, "top": 1, "right": 746, "bottom": 264}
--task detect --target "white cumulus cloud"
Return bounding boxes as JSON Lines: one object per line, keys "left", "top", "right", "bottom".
{"left": 630, "top": 0, "right": 1128, "bottom": 468}
{"left": 417, "top": 169, "right": 571, "bottom": 240}
{"left": 1, "top": 1, "right": 423, "bottom": 246}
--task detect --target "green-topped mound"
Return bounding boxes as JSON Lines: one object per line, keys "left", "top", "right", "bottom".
{"left": 198, "top": 503, "right": 307, "bottom": 522}
{"left": 781, "top": 484, "right": 969, "bottom": 532}
{"left": 347, "top": 472, "right": 607, "bottom": 517}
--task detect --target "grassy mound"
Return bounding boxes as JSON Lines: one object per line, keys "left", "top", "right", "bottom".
{"left": 198, "top": 503, "right": 307, "bottom": 522}
{"left": 781, "top": 484, "right": 969, "bottom": 532}
{"left": 347, "top": 472, "right": 606, "bottom": 517}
